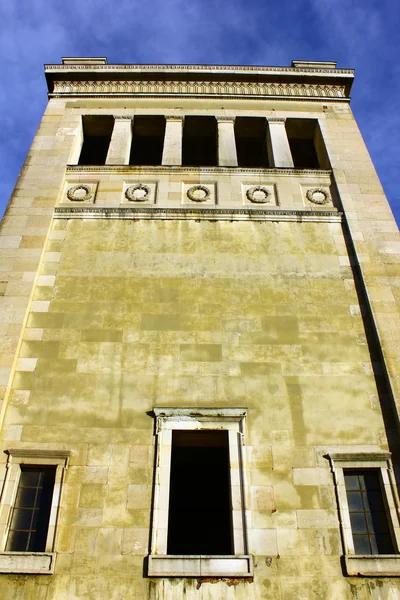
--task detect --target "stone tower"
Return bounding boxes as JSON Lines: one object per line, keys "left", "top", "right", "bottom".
{"left": 0, "top": 58, "right": 400, "bottom": 599}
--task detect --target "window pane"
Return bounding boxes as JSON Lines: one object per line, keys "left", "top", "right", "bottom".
{"left": 10, "top": 507, "right": 35, "bottom": 531}
{"left": 15, "top": 486, "right": 38, "bottom": 508}
{"left": 6, "top": 466, "right": 56, "bottom": 552}
{"left": 350, "top": 512, "right": 368, "bottom": 534}
{"left": 368, "top": 511, "right": 390, "bottom": 534}
{"left": 344, "top": 474, "right": 360, "bottom": 490}
{"left": 19, "top": 470, "right": 41, "bottom": 487}
{"left": 374, "top": 534, "right": 395, "bottom": 554}
{"left": 6, "top": 530, "right": 30, "bottom": 552}
{"left": 353, "top": 534, "right": 372, "bottom": 555}
{"left": 345, "top": 469, "right": 395, "bottom": 555}
{"left": 361, "top": 472, "right": 380, "bottom": 491}
{"left": 364, "top": 490, "right": 384, "bottom": 511}
{"left": 347, "top": 491, "right": 363, "bottom": 511}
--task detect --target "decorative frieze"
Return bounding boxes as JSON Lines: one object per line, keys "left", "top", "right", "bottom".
{"left": 52, "top": 80, "right": 346, "bottom": 99}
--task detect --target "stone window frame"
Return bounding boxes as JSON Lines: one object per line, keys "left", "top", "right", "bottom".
{"left": 148, "top": 408, "right": 253, "bottom": 577}
{"left": 0, "top": 449, "right": 70, "bottom": 574}
{"left": 328, "top": 451, "right": 400, "bottom": 576}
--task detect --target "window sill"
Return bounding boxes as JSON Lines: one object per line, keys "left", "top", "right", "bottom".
{"left": 0, "top": 552, "right": 56, "bottom": 574}
{"left": 148, "top": 555, "right": 253, "bottom": 577}
{"left": 345, "top": 555, "right": 400, "bottom": 577}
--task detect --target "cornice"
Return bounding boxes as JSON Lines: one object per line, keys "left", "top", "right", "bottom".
{"left": 44, "top": 61, "right": 354, "bottom": 98}
{"left": 45, "top": 63, "right": 354, "bottom": 76}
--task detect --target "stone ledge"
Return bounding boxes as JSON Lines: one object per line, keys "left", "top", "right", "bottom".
{"left": 148, "top": 555, "right": 253, "bottom": 577}
{"left": 0, "top": 552, "right": 56, "bottom": 574}
{"left": 54, "top": 206, "right": 342, "bottom": 223}
{"left": 66, "top": 165, "right": 332, "bottom": 177}
{"left": 345, "top": 555, "right": 400, "bottom": 577}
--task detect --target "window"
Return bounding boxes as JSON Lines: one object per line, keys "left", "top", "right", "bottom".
{"left": 344, "top": 470, "right": 395, "bottom": 555}
{"left": 78, "top": 115, "right": 114, "bottom": 165}
{"left": 235, "top": 117, "right": 270, "bottom": 168}
{"left": 168, "top": 430, "right": 232, "bottom": 555}
{"left": 148, "top": 408, "right": 253, "bottom": 577}
{"left": 285, "top": 119, "right": 329, "bottom": 169}
{"left": 182, "top": 116, "right": 218, "bottom": 166}
{"left": 329, "top": 451, "right": 400, "bottom": 576}
{"left": 0, "top": 449, "right": 70, "bottom": 574}
{"left": 5, "top": 466, "right": 56, "bottom": 553}
{"left": 129, "top": 116, "right": 166, "bottom": 166}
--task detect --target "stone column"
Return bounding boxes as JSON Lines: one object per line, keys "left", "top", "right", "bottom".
{"left": 106, "top": 116, "right": 133, "bottom": 165}
{"left": 217, "top": 117, "right": 238, "bottom": 167}
{"left": 162, "top": 117, "right": 183, "bottom": 165}
{"left": 267, "top": 118, "right": 294, "bottom": 168}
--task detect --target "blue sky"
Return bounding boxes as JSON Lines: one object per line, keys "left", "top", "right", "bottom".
{"left": 0, "top": 0, "right": 399, "bottom": 223}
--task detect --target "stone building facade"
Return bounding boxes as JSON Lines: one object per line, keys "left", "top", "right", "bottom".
{"left": 0, "top": 58, "right": 400, "bottom": 599}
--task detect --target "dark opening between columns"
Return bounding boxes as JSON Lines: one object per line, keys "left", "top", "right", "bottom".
{"left": 130, "top": 116, "right": 166, "bottom": 166}
{"left": 182, "top": 116, "right": 218, "bottom": 166}
{"left": 78, "top": 116, "right": 114, "bottom": 165}
{"left": 285, "top": 118, "right": 325, "bottom": 169}
{"left": 235, "top": 117, "right": 270, "bottom": 167}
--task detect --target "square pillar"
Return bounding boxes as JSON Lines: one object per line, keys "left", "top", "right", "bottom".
{"left": 162, "top": 117, "right": 183, "bottom": 166}
{"left": 106, "top": 116, "right": 132, "bottom": 165}
{"left": 217, "top": 117, "right": 238, "bottom": 167}
{"left": 267, "top": 118, "right": 294, "bottom": 168}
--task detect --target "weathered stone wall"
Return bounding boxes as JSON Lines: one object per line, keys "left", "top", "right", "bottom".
{"left": 0, "top": 214, "right": 398, "bottom": 598}
{"left": 1, "top": 75, "right": 400, "bottom": 598}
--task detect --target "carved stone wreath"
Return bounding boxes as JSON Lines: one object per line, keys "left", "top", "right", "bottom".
{"left": 125, "top": 183, "right": 151, "bottom": 202}
{"left": 67, "top": 184, "right": 93, "bottom": 202}
{"left": 186, "top": 185, "right": 211, "bottom": 203}
{"left": 246, "top": 186, "right": 271, "bottom": 204}
{"left": 306, "top": 188, "right": 331, "bottom": 205}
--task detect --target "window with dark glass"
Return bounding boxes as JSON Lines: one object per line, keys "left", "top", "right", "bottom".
{"left": 167, "top": 430, "right": 232, "bottom": 555}
{"left": 129, "top": 116, "right": 166, "bottom": 165}
{"left": 344, "top": 469, "right": 395, "bottom": 555}
{"left": 235, "top": 117, "right": 269, "bottom": 167}
{"left": 5, "top": 466, "right": 56, "bottom": 552}
{"left": 78, "top": 115, "right": 114, "bottom": 165}
{"left": 182, "top": 116, "right": 218, "bottom": 166}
